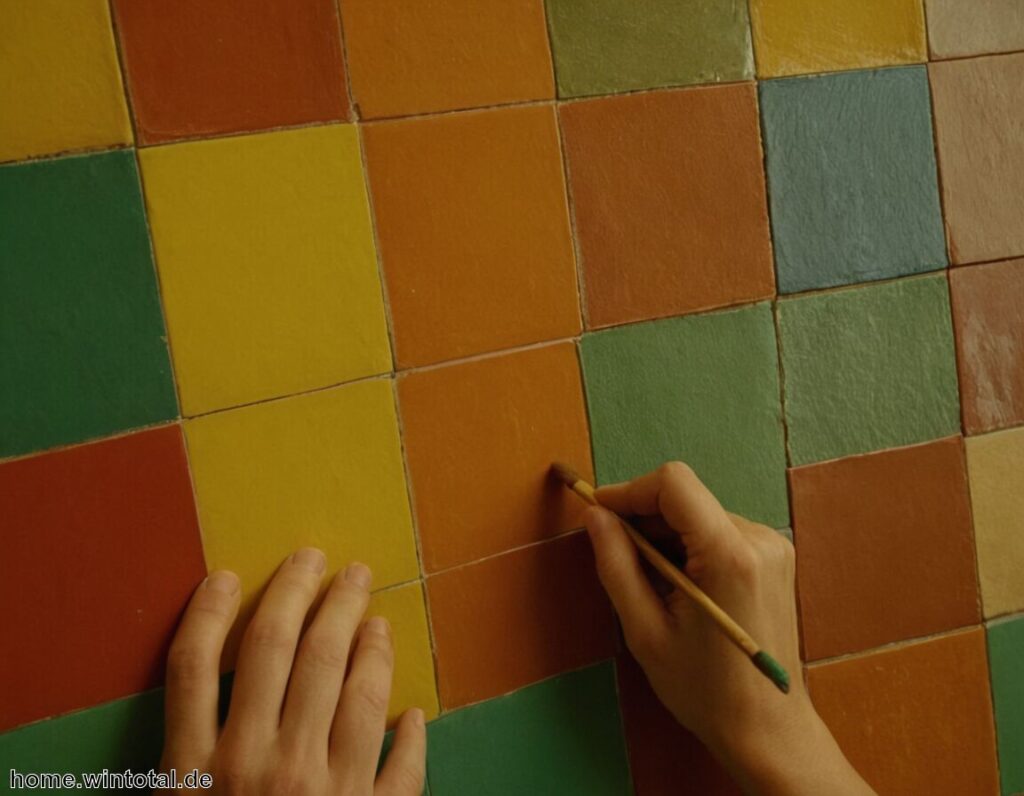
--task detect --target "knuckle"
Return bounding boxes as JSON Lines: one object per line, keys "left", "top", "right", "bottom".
{"left": 166, "top": 643, "right": 209, "bottom": 688}
{"left": 729, "top": 542, "right": 761, "bottom": 586}
{"left": 244, "top": 617, "right": 294, "bottom": 653}
{"left": 350, "top": 678, "right": 390, "bottom": 717}
{"left": 299, "top": 632, "right": 349, "bottom": 671}
{"left": 393, "top": 763, "right": 425, "bottom": 794}
{"left": 267, "top": 762, "right": 314, "bottom": 796}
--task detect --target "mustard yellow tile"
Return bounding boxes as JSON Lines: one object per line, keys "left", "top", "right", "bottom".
{"left": 140, "top": 125, "right": 392, "bottom": 416}
{"left": 966, "top": 427, "right": 1024, "bottom": 618}
{"left": 0, "top": 0, "right": 132, "bottom": 162}
{"left": 750, "top": 0, "right": 927, "bottom": 78}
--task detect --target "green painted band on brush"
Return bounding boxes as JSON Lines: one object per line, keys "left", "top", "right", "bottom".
{"left": 752, "top": 651, "right": 791, "bottom": 695}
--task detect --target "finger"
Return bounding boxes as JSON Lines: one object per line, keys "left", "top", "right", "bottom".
{"left": 280, "top": 563, "right": 372, "bottom": 744}
{"left": 162, "top": 570, "right": 240, "bottom": 766}
{"left": 375, "top": 708, "right": 427, "bottom": 796}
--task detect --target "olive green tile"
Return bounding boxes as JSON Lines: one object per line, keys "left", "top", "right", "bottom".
{"left": 988, "top": 616, "right": 1024, "bottom": 796}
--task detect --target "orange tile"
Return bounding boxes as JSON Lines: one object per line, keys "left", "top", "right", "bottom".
{"left": 426, "top": 532, "right": 616, "bottom": 709}
{"left": 559, "top": 84, "right": 775, "bottom": 328}
{"left": 398, "top": 342, "right": 593, "bottom": 573}
{"left": 790, "top": 437, "right": 980, "bottom": 661}
{"left": 364, "top": 106, "right": 580, "bottom": 368}
{"left": 807, "top": 629, "right": 999, "bottom": 795}
{"left": 340, "top": 0, "right": 554, "bottom": 119}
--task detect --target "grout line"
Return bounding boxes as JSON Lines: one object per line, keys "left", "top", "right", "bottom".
{"left": 0, "top": 419, "right": 179, "bottom": 467}
{"left": 804, "top": 623, "right": 983, "bottom": 669}
{"left": 424, "top": 528, "right": 586, "bottom": 581}
{"left": 928, "top": 47, "right": 1024, "bottom": 65}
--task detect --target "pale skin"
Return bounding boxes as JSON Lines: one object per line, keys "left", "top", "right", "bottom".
{"left": 161, "top": 462, "right": 874, "bottom": 795}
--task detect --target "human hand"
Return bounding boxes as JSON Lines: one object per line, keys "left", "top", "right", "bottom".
{"left": 158, "top": 548, "right": 425, "bottom": 795}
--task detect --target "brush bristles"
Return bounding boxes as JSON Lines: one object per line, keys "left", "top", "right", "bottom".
{"left": 551, "top": 462, "right": 583, "bottom": 487}
{"left": 752, "top": 651, "right": 790, "bottom": 694}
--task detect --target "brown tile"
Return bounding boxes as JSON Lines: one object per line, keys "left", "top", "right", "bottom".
{"left": 426, "top": 532, "right": 617, "bottom": 710}
{"left": 560, "top": 84, "right": 775, "bottom": 329}
{"left": 790, "top": 437, "right": 980, "bottom": 661}
{"left": 807, "top": 629, "right": 999, "bottom": 795}
{"left": 926, "top": 0, "right": 1024, "bottom": 59}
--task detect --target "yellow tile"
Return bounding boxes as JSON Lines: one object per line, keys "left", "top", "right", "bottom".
{"left": 966, "top": 426, "right": 1024, "bottom": 618}
{"left": 0, "top": 0, "right": 132, "bottom": 162}
{"left": 750, "top": 0, "right": 927, "bottom": 78}
{"left": 140, "top": 125, "right": 392, "bottom": 416}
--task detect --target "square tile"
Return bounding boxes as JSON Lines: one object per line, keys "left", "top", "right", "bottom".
{"left": 926, "top": 0, "right": 1024, "bottom": 59}
{"left": 930, "top": 53, "right": 1024, "bottom": 265}
{"left": 0, "top": 151, "right": 177, "bottom": 459}
{"left": 363, "top": 106, "right": 579, "bottom": 368}
{"left": 140, "top": 125, "right": 390, "bottom": 416}
{"left": 340, "top": 0, "right": 554, "bottom": 119}
{"left": 950, "top": 258, "right": 1024, "bottom": 434}
{"left": 807, "top": 629, "right": 999, "bottom": 795}
{"left": 426, "top": 532, "right": 616, "bottom": 710}
{"left": 580, "top": 303, "right": 789, "bottom": 528}
{"left": 112, "top": 0, "right": 349, "bottom": 144}
{"left": 427, "top": 662, "right": 631, "bottom": 795}
{"left": 0, "top": 0, "right": 132, "bottom": 162}
{"left": 966, "top": 427, "right": 1024, "bottom": 618}
{"left": 750, "top": 0, "right": 926, "bottom": 78}
{"left": 987, "top": 616, "right": 1024, "bottom": 796}
{"left": 398, "top": 343, "right": 592, "bottom": 573}
{"left": 760, "top": 67, "right": 946, "bottom": 294}
{"left": 559, "top": 84, "right": 774, "bottom": 328}
{"left": 0, "top": 426, "right": 205, "bottom": 732}
{"left": 545, "top": 0, "right": 753, "bottom": 98}
{"left": 790, "top": 437, "right": 980, "bottom": 661}
{"left": 778, "top": 276, "right": 961, "bottom": 466}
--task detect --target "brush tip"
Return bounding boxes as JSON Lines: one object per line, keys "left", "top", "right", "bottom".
{"left": 551, "top": 462, "right": 583, "bottom": 487}
{"left": 752, "top": 651, "right": 790, "bottom": 695}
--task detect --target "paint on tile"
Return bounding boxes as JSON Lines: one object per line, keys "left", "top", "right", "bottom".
{"left": 559, "top": 84, "right": 774, "bottom": 329}
{"left": 545, "top": 0, "right": 753, "bottom": 98}
{"left": 929, "top": 53, "right": 1024, "bottom": 265}
{"left": 778, "top": 276, "right": 961, "bottom": 466}
{"left": 581, "top": 303, "right": 789, "bottom": 528}
{"left": 341, "top": 0, "right": 554, "bottom": 119}
{"left": 398, "top": 343, "right": 593, "bottom": 573}
{"left": 0, "top": 151, "right": 177, "bottom": 459}
{"left": 966, "top": 427, "right": 1024, "bottom": 618}
{"left": 426, "top": 532, "right": 616, "bottom": 710}
{"left": 112, "top": 0, "right": 349, "bottom": 144}
{"left": 363, "top": 106, "right": 580, "bottom": 368}
{"left": 140, "top": 125, "right": 390, "bottom": 416}
{"left": 987, "top": 616, "right": 1024, "bottom": 796}
{"left": 0, "top": 426, "right": 205, "bottom": 732}
{"left": 950, "top": 258, "right": 1024, "bottom": 434}
{"left": 926, "top": 0, "right": 1024, "bottom": 59}
{"left": 760, "top": 67, "right": 947, "bottom": 293}
{"left": 427, "top": 662, "right": 631, "bottom": 795}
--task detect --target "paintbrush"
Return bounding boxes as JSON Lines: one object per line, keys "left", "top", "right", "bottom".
{"left": 552, "top": 462, "right": 790, "bottom": 695}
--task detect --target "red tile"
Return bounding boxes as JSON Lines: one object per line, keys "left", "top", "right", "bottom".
{"left": 0, "top": 426, "right": 206, "bottom": 731}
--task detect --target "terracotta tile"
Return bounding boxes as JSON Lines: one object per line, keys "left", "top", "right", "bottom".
{"left": 398, "top": 343, "right": 592, "bottom": 573}
{"left": 340, "top": 0, "right": 553, "bottom": 119}
{"left": 0, "top": 426, "right": 205, "bottom": 732}
{"left": 807, "top": 629, "right": 1000, "bottom": 795}
{"left": 930, "top": 54, "right": 1024, "bottom": 265}
{"left": 950, "top": 259, "right": 1024, "bottom": 434}
{"left": 364, "top": 106, "right": 580, "bottom": 368}
{"left": 926, "top": 0, "right": 1024, "bottom": 59}
{"left": 426, "top": 532, "right": 616, "bottom": 710}
{"left": 790, "top": 437, "right": 981, "bottom": 661}
{"left": 987, "top": 616, "right": 1024, "bottom": 796}
{"left": 112, "top": 0, "right": 349, "bottom": 144}
{"left": 559, "top": 85, "right": 774, "bottom": 329}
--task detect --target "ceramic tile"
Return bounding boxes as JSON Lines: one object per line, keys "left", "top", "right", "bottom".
{"left": 0, "top": 426, "right": 205, "bottom": 732}
{"left": 750, "top": 0, "right": 926, "bottom": 78}
{"left": 340, "top": 0, "right": 554, "bottom": 118}
{"left": 790, "top": 437, "right": 980, "bottom": 661}
{"left": 559, "top": 84, "right": 774, "bottom": 328}
{"left": 760, "top": 67, "right": 946, "bottom": 293}
{"left": 987, "top": 616, "right": 1024, "bottom": 796}
{"left": 926, "top": 0, "right": 1024, "bottom": 59}
{"left": 966, "top": 427, "right": 1024, "bottom": 618}
{"left": 930, "top": 54, "right": 1024, "bottom": 265}
{"left": 807, "top": 629, "right": 1000, "bottom": 795}
{"left": 580, "top": 303, "right": 789, "bottom": 528}
{"left": 778, "top": 276, "right": 961, "bottom": 466}
{"left": 0, "top": 0, "right": 132, "bottom": 162}
{"left": 398, "top": 343, "right": 592, "bottom": 573}
{"left": 140, "top": 125, "right": 390, "bottom": 416}
{"left": 112, "top": 0, "right": 348, "bottom": 144}
{"left": 426, "top": 532, "right": 616, "bottom": 710}
{"left": 363, "top": 106, "right": 579, "bottom": 368}
{"left": 950, "top": 259, "right": 1024, "bottom": 434}
{"left": 427, "top": 662, "right": 631, "bottom": 795}
{"left": 0, "top": 152, "right": 177, "bottom": 459}
{"left": 545, "top": 0, "right": 753, "bottom": 98}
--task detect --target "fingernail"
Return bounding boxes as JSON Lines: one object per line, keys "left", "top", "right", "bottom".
{"left": 410, "top": 707, "right": 425, "bottom": 728}
{"left": 291, "top": 547, "right": 326, "bottom": 574}
{"left": 366, "top": 616, "right": 390, "bottom": 636}
{"left": 204, "top": 571, "right": 239, "bottom": 595}
{"left": 344, "top": 562, "right": 372, "bottom": 590}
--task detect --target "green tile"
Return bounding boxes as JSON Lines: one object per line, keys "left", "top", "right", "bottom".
{"left": 545, "top": 0, "right": 753, "bottom": 98}
{"left": 778, "top": 275, "right": 961, "bottom": 466}
{"left": 988, "top": 616, "right": 1024, "bottom": 796}
{"left": 426, "top": 662, "right": 631, "bottom": 795}
{"left": 0, "top": 150, "right": 177, "bottom": 459}
{"left": 580, "top": 302, "right": 789, "bottom": 528}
